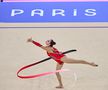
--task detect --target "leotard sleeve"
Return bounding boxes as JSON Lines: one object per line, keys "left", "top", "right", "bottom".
{"left": 32, "top": 40, "right": 42, "bottom": 47}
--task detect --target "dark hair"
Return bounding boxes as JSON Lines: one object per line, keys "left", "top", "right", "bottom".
{"left": 50, "top": 40, "right": 56, "bottom": 47}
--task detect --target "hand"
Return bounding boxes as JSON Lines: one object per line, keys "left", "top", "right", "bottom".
{"left": 27, "top": 37, "right": 33, "bottom": 42}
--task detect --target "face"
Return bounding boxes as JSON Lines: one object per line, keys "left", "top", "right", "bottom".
{"left": 45, "top": 39, "right": 52, "bottom": 46}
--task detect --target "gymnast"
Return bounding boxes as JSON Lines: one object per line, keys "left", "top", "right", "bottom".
{"left": 27, "top": 38, "right": 98, "bottom": 89}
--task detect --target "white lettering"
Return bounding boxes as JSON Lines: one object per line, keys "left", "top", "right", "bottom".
{"left": 31, "top": 9, "right": 44, "bottom": 16}
{"left": 73, "top": 9, "right": 77, "bottom": 16}
{"left": 52, "top": 9, "right": 65, "bottom": 16}
{"left": 10, "top": 8, "right": 97, "bottom": 17}
{"left": 85, "top": 9, "right": 96, "bottom": 16}
{"left": 11, "top": 9, "right": 24, "bottom": 16}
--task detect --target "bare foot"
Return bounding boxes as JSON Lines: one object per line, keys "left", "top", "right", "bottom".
{"left": 90, "top": 62, "right": 98, "bottom": 67}
{"left": 56, "top": 85, "right": 64, "bottom": 89}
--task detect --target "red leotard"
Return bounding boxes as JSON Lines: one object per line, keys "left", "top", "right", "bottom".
{"left": 32, "top": 41, "right": 64, "bottom": 64}
{"left": 47, "top": 47, "right": 65, "bottom": 64}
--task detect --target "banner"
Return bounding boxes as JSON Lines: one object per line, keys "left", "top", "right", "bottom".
{"left": 0, "top": 2, "right": 108, "bottom": 22}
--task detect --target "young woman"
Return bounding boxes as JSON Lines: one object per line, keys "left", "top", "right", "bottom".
{"left": 27, "top": 38, "right": 98, "bottom": 89}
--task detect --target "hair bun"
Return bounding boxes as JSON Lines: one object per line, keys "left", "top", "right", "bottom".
{"left": 53, "top": 41, "right": 56, "bottom": 45}
{"left": 50, "top": 40, "right": 56, "bottom": 47}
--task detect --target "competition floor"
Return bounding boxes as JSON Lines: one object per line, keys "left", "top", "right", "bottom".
{"left": 0, "top": 24, "right": 108, "bottom": 90}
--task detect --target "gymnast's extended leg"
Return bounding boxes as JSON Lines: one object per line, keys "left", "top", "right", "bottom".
{"left": 61, "top": 56, "right": 98, "bottom": 67}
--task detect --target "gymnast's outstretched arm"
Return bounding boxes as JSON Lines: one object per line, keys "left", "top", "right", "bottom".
{"left": 27, "top": 38, "right": 48, "bottom": 51}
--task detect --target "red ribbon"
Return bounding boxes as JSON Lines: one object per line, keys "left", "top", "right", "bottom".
{"left": 17, "top": 49, "right": 76, "bottom": 79}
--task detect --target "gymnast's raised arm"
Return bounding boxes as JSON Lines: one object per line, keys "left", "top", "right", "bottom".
{"left": 27, "top": 38, "right": 48, "bottom": 51}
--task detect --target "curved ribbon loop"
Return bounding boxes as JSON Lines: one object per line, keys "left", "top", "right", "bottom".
{"left": 17, "top": 49, "right": 77, "bottom": 79}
